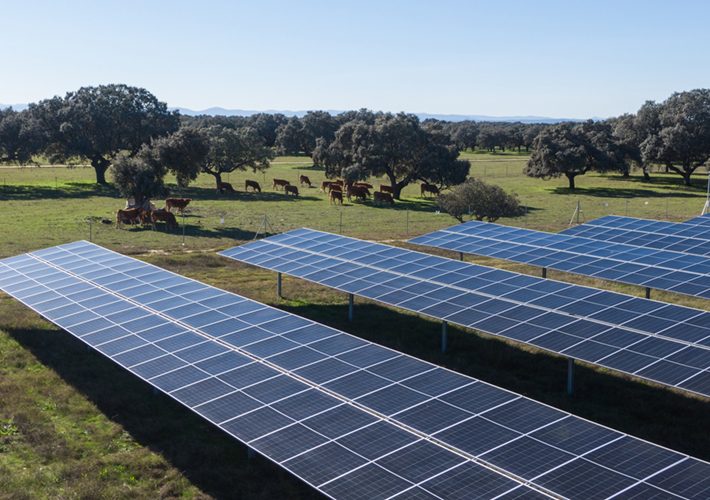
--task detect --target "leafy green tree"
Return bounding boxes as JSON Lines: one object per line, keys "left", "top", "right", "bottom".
{"left": 0, "top": 108, "right": 43, "bottom": 164}
{"left": 322, "top": 112, "right": 469, "bottom": 199}
{"left": 201, "top": 126, "right": 274, "bottom": 186}
{"left": 148, "top": 127, "right": 211, "bottom": 188}
{"left": 30, "top": 84, "right": 179, "bottom": 184}
{"left": 439, "top": 178, "right": 520, "bottom": 223}
{"left": 640, "top": 89, "right": 710, "bottom": 186}
{"left": 524, "top": 121, "right": 623, "bottom": 189}
{"left": 449, "top": 121, "right": 479, "bottom": 151}
{"left": 111, "top": 152, "right": 170, "bottom": 209}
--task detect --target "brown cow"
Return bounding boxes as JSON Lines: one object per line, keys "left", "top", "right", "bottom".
{"left": 328, "top": 183, "right": 342, "bottom": 194}
{"left": 346, "top": 185, "right": 370, "bottom": 202}
{"left": 320, "top": 180, "right": 332, "bottom": 192}
{"left": 354, "top": 182, "right": 373, "bottom": 189}
{"left": 285, "top": 185, "right": 299, "bottom": 196}
{"left": 151, "top": 210, "right": 179, "bottom": 232}
{"left": 217, "top": 182, "right": 235, "bottom": 194}
{"left": 333, "top": 179, "right": 344, "bottom": 187}
{"left": 116, "top": 208, "right": 140, "bottom": 228}
{"left": 420, "top": 184, "right": 440, "bottom": 197}
{"left": 272, "top": 178, "right": 290, "bottom": 190}
{"left": 379, "top": 184, "right": 394, "bottom": 194}
{"left": 373, "top": 191, "right": 394, "bottom": 205}
{"left": 138, "top": 209, "right": 153, "bottom": 226}
{"left": 329, "top": 190, "right": 343, "bottom": 204}
{"left": 245, "top": 180, "right": 261, "bottom": 192}
{"left": 165, "top": 197, "right": 191, "bottom": 212}
{"left": 299, "top": 175, "right": 312, "bottom": 187}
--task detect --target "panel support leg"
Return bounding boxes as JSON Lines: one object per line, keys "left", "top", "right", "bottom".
{"left": 442, "top": 321, "right": 448, "bottom": 354}
{"left": 153, "top": 387, "right": 159, "bottom": 396}
{"left": 247, "top": 447, "right": 256, "bottom": 460}
{"left": 567, "top": 358, "right": 574, "bottom": 395}
{"left": 277, "top": 272, "right": 282, "bottom": 298}
{"left": 348, "top": 293, "right": 354, "bottom": 322}
{"left": 458, "top": 252, "right": 463, "bottom": 261}
{"left": 645, "top": 287, "right": 651, "bottom": 299}
{"left": 542, "top": 267, "right": 547, "bottom": 279}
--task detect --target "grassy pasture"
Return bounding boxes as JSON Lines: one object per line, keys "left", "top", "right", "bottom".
{"left": 2, "top": 159, "right": 710, "bottom": 498}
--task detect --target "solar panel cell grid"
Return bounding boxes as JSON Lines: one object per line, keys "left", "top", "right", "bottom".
{"left": 3, "top": 242, "right": 709, "bottom": 500}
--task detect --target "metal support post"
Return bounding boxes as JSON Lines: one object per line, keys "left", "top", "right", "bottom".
{"left": 646, "top": 287, "right": 651, "bottom": 299}
{"left": 339, "top": 211, "right": 343, "bottom": 235}
{"left": 182, "top": 212, "right": 186, "bottom": 246}
{"left": 89, "top": 218, "right": 92, "bottom": 242}
{"left": 348, "top": 293, "right": 354, "bottom": 322}
{"left": 406, "top": 208, "right": 409, "bottom": 235}
{"left": 459, "top": 252, "right": 463, "bottom": 261}
{"left": 567, "top": 358, "right": 574, "bottom": 395}
{"left": 525, "top": 203, "right": 528, "bottom": 226}
{"left": 277, "top": 272, "right": 282, "bottom": 298}
{"left": 442, "top": 321, "right": 448, "bottom": 354}
{"left": 542, "top": 268, "right": 547, "bottom": 279}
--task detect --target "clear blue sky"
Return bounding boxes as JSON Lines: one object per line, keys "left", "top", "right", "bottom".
{"left": 3, "top": 0, "right": 709, "bottom": 119}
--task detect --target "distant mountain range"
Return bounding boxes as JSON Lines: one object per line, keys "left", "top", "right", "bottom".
{"left": 1, "top": 103, "right": 591, "bottom": 124}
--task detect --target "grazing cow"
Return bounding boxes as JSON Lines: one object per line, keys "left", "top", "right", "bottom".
{"left": 245, "top": 180, "right": 261, "bottom": 192}
{"left": 354, "top": 182, "right": 373, "bottom": 189}
{"left": 165, "top": 197, "right": 191, "bottom": 212}
{"left": 328, "top": 183, "right": 342, "bottom": 194}
{"left": 217, "top": 182, "right": 235, "bottom": 194}
{"left": 116, "top": 208, "right": 140, "bottom": 228}
{"left": 320, "top": 180, "right": 332, "bottom": 192}
{"left": 151, "top": 210, "right": 179, "bottom": 232}
{"left": 299, "top": 175, "right": 312, "bottom": 187}
{"left": 420, "top": 184, "right": 440, "bottom": 197}
{"left": 285, "top": 185, "right": 299, "bottom": 196}
{"left": 373, "top": 191, "right": 394, "bottom": 205}
{"left": 272, "top": 178, "right": 290, "bottom": 190}
{"left": 379, "top": 184, "right": 394, "bottom": 194}
{"left": 329, "top": 190, "right": 343, "bottom": 204}
{"left": 138, "top": 209, "right": 153, "bottom": 226}
{"left": 332, "top": 179, "right": 344, "bottom": 187}
{"left": 346, "top": 185, "right": 370, "bottom": 202}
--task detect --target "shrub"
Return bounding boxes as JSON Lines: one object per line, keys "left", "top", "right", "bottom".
{"left": 439, "top": 178, "right": 520, "bottom": 223}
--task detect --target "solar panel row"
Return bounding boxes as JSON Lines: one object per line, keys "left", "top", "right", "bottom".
{"left": 561, "top": 215, "right": 710, "bottom": 257}
{"left": 409, "top": 220, "right": 710, "bottom": 300}
{"left": 3, "top": 241, "right": 709, "bottom": 499}
{"left": 0, "top": 243, "right": 555, "bottom": 500}
{"left": 221, "top": 229, "right": 710, "bottom": 400}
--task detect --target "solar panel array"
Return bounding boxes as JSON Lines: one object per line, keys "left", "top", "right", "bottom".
{"left": 409, "top": 220, "right": 710, "bottom": 301}
{"left": 221, "top": 229, "right": 710, "bottom": 400}
{"left": 561, "top": 215, "right": 710, "bottom": 257}
{"left": 2, "top": 243, "right": 710, "bottom": 499}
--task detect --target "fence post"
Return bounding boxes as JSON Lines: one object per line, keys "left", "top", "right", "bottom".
{"left": 525, "top": 203, "right": 528, "bottom": 226}
{"left": 406, "top": 208, "right": 409, "bottom": 235}
{"left": 89, "top": 218, "right": 92, "bottom": 242}
{"left": 182, "top": 212, "right": 186, "bottom": 246}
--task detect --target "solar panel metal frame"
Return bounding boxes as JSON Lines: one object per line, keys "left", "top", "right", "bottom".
{"left": 221, "top": 228, "right": 710, "bottom": 402}
{"left": 4, "top": 242, "right": 710, "bottom": 499}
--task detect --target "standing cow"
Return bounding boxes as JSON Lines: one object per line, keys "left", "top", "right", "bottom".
{"left": 272, "top": 178, "right": 290, "bottom": 190}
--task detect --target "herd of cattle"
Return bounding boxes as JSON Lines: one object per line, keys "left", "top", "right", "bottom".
{"left": 116, "top": 176, "right": 441, "bottom": 231}
{"left": 116, "top": 197, "right": 191, "bottom": 231}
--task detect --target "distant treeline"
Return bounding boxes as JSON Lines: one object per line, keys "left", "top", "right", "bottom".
{"left": 2, "top": 86, "right": 709, "bottom": 192}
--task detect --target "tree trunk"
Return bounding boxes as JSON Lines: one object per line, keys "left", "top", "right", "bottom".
{"left": 91, "top": 154, "right": 111, "bottom": 185}
{"left": 566, "top": 173, "right": 576, "bottom": 190}
{"left": 683, "top": 171, "right": 692, "bottom": 186}
{"left": 643, "top": 165, "right": 651, "bottom": 181}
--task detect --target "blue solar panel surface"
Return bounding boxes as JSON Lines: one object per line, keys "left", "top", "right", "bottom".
{"left": 0, "top": 241, "right": 562, "bottom": 500}
{"left": 3, "top": 242, "right": 710, "bottom": 499}
{"left": 409, "top": 220, "right": 710, "bottom": 300}
{"left": 221, "top": 229, "right": 710, "bottom": 400}
{"left": 561, "top": 215, "right": 710, "bottom": 257}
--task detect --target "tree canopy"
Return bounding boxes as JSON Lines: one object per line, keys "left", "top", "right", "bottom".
{"left": 640, "top": 89, "right": 710, "bottom": 186}
{"left": 524, "top": 121, "right": 623, "bottom": 189}
{"left": 30, "top": 84, "right": 180, "bottom": 184}
{"left": 200, "top": 125, "right": 274, "bottom": 185}
{"left": 0, "top": 107, "right": 42, "bottom": 165}
{"left": 317, "top": 112, "right": 469, "bottom": 199}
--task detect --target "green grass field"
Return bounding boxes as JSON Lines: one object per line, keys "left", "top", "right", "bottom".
{"left": 2, "top": 158, "right": 710, "bottom": 499}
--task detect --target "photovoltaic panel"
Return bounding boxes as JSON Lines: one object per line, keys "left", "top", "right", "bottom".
{"left": 220, "top": 229, "right": 710, "bottom": 401}
{"left": 0, "top": 241, "right": 564, "bottom": 500}
{"left": 3, "top": 243, "right": 709, "bottom": 499}
{"left": 560, "top": 215, "right": 710, "bottom": 257}
{"left": 409, "top": 220, "right": 710, "bottom": 301}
